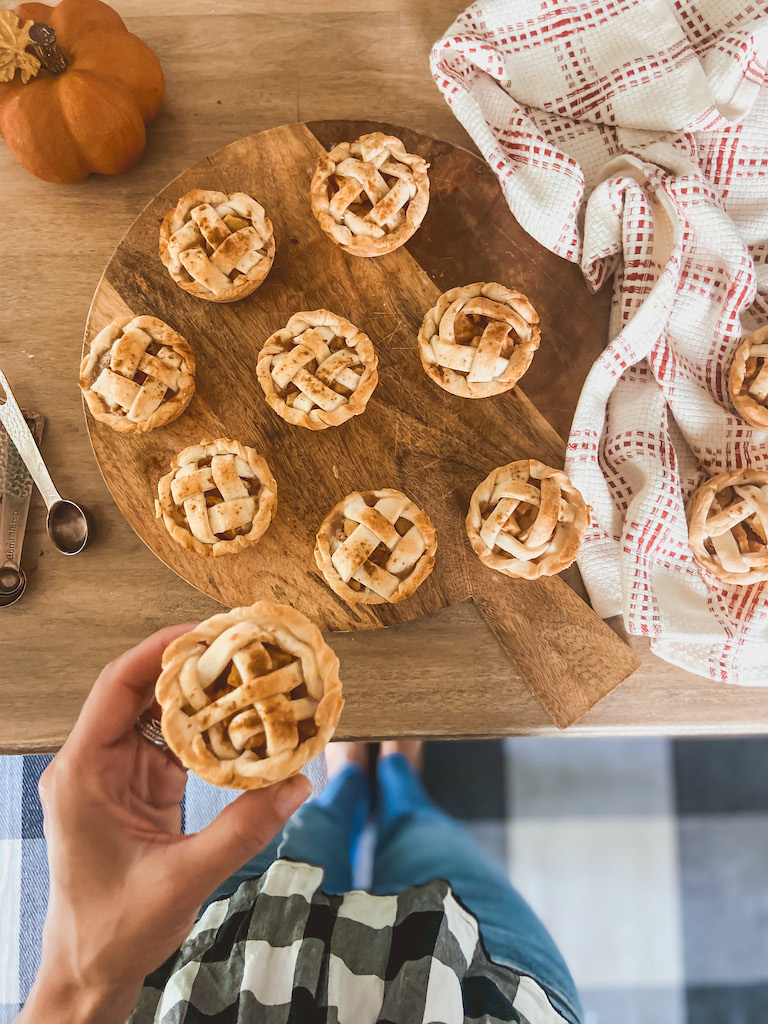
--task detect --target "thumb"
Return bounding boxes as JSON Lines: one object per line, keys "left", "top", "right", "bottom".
{"left": 177, "top": 774, "right": 312, "bottom": 900}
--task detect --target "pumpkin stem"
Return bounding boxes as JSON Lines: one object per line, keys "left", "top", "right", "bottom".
{"left": 27, "top": 23, "right": 67, "bottom": 74}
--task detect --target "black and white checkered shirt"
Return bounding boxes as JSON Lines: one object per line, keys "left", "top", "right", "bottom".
{"left": 130, "top": 860, "right": 567, "bottom": 1023}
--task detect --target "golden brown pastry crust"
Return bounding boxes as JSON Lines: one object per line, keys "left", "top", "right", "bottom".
{"left": 466, "top": 460, "right": 588, "bottom": 579}
{"left": 419, "top": 282, "right": 540, "bottom": 399}
{"left": 729, "top": 326, "right": 768, "bottom": 430}
{"left": 310, "top": 132, "right": 429, "bottom": 257}
{"left": 80, "top": 315, "right": 195, "bottom": 433}
{"left": 687, "top": 467, "right": 768, "bottom": 585}
{"left": 156, "top": 602, "right": 344, "bottom": 790}
{"left": 257, "top": 309, "right": 378, "bottom": 430}
{"left": 159, "top": 189, "right": 275, "bottom": 303}
{"left": 155, "top": 437, "right": 277, "bottom": 557}
{"left": 314, "top": 488, "right": 437, "bottom": 604}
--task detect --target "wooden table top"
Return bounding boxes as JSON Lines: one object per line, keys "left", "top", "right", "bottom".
{"left": 2, "top": 0, "right": 767, "bottom": 752}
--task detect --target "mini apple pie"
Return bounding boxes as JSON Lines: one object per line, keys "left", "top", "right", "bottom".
{"left": 257, "top": 309, "right": 378, "bottom": 429}
{"left": 419, "top": 282, "right": 540, "bottom": 398}
{"left": 315, "top": 489, "right": 437, "bottom": 604}
{"left": 729, "top": 326, "right": 768, "bottom": 430}
{"left": 156, "top": 602, "right": 344, "bottom": 789}
{"left": 310, "top": 132, "right": 429, "bottom": 257}
{"left": 687, "top": 468, "right": 768, "bottom": 585}
{"left": 466, "top": 460, "right": 588, "bottom": 579}
{"left": 159, "top": 189, "right": 275, "bottom": 302}
{"left": 155, "top": 438, "right": 277, "bottom": 557}
{"left": 80, "top": 315, "right": 195, "bottom": 433}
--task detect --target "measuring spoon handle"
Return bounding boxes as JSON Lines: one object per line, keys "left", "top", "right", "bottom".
{"left": 0, "top": 410, "right": 44, "bottom": 573}
{"left": 1, "top": 488, "right": 30, "bottom": 573}
{"left": 0, "top": 369, "right": 60, "bottom": 510}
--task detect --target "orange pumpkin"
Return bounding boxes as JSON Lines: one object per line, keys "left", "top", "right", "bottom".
{"left": 0, "top": 0, "right": 164, "bottom": 182}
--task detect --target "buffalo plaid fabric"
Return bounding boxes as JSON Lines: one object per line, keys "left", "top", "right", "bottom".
{"left": 430, "top": 0, "right": 768, "bottom": 683}
{"left": 130, "top": 861, "right": 563, "bottom": 1023}
{"left": 5, "top": 740, "right": 768, "bottom": 1022}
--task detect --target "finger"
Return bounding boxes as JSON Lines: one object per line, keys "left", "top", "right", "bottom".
{"left": 134, "top": 737, "right": 189, "bottom": 810}
{"left": 72, "top": 623, "right": 199, "bottom": 749}
{"left": 175, "top": 774, "right": 312, "bottom": 899}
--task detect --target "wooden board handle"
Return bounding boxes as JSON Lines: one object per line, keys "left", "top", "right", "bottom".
{"left": 467, "top": 553, "right": 640, "bottom": 728}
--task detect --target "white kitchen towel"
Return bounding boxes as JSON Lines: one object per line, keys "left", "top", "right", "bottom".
{"left": 431, "top": 0, "right": 768, "bottom": 684}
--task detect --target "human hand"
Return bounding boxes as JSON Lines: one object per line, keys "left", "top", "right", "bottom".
{"left": 18, "top": 624, "right": 311, "bottom": 1024}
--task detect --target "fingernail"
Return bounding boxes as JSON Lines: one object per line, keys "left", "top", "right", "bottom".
{"left": 275, "top": 774, "right": 311, "bottom": 816}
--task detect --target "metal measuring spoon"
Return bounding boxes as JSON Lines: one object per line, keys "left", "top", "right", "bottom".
{"left": 0, "top": 369, "right": 89, "bottom": 556}
{"left": 0, "top": 569, "right": 25, "bottom": 604}
{"left": 0, "top": 410, "right": 44, "bottom": 606}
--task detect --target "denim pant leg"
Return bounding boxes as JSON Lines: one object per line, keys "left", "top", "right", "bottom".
{"left": 276, "top": 763, "right": 369, "bottom": 894}
{"left": 371, "top": 754, "right": 583, "bottom": 1024}
{"left": 201, "top": 765, "right": 370, "bottom": 910}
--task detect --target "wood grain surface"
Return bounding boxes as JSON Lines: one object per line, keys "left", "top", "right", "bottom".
{"left": 84, "top": 120, "right": 639, "bottom": 728}
{"left": 2, "top": 0, "right": 767, "bottom": 753}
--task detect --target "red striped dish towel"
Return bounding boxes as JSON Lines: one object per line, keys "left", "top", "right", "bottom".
{"left": 431, "top": 0, "right": 768, "bottom": 683}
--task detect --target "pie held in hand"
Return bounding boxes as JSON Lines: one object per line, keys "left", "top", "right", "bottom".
{"left": 418, "top": 282, "right": 540, "bottom": 398}
{"left": 156, "top": 602, "right": 343, "bottom": 789}
{"left": 687, "top": 468, "right": 768, "bottom": 585}
{"left": 159, "top": 189, "right": 275, "bottom": 302}
{"left": 466, "top": 460, "right": 588, "bottom": 579}
{"left": 315, "top": 489, "right": 437, "bottom": 604}
{"left": 729, "top": 326, "right": 768, "bottom": 430}
{"left": 257, "top": 309, "right": 378, "bottom": 429}
{"left": 80, "top": 315, "right": 195, "bottom": 433}
{"left": 310, "top": 132, "right": 429, "bottom": 257}
{"left": 155, "top": 438, "right": 277, "bottom": 557}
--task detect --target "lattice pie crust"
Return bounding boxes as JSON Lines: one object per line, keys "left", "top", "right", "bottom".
{"left": 418, "top": 282, "right": 540, "bottom": 399}
{"left": 315, "top": 489, "right": 437, "bottom": 604}
{"left": 729, "top": 326, "right": 768, "bottom": 431}
{"left": 466, "top": 460, "right": 588, "bottom": 579}
{"left": 80, "top": 315, "right": 195, "bottom": 433}
{"left": 310, "top": 132, "right": 429, "bottom": 257}
{"left": 155, "top": 438, "right": 277, "bottom": 557}
{"left": 159, "top": 189, "right": 275, "bottom": 302}
{"left": 156, "top": 602, "right": 343, "bottom": 789}
{"left": 257, "top": 309, "right": 378, "bottom": 430}
{"left": 687, "top": 468, "right": 768, "bottom": 585}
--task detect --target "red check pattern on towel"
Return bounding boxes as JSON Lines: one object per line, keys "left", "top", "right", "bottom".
{"left": 431, "top": 0, "right": 768, "bottom": 683}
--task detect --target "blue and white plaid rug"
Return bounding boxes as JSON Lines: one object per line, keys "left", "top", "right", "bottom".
{"left": 2, "top": 738, "right": 767, "bottom": 1024}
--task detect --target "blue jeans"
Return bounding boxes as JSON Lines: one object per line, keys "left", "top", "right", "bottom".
{"left": 206, "top": 753, "right": 582, "bottom": 1023}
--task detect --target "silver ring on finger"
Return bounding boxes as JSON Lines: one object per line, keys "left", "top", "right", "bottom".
{"left": 135, "top": 712, "right": 169, "bottom": 750}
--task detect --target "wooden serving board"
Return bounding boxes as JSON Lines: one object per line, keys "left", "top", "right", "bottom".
{"left": 83, "top": 120, "right": 639, "bottom": 728}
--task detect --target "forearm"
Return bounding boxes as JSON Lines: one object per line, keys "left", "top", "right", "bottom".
{"left": 17, "top": 965, "right": 140, "bottom": 1024}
